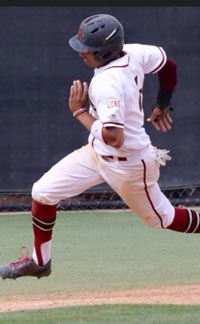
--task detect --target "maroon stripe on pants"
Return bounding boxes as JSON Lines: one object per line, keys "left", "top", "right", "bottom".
{"left": 142, "top": 160, "right": 164, "bottom": 228}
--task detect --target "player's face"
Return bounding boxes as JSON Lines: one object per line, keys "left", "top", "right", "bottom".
{"left": 79, "top": 52, "right": 103, "bottom": 68}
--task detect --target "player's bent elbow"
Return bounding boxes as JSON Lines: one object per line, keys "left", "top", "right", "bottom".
{"left": 113, "top": 134, "right": 124, "bottom": 148}
{"left": 112, "top": 139, "right": 124, "bottom": 148}
{"left": 105, "top": 137, "right": 124, "bottom": 148}
{"left": 103, "top": 128, "right": 124, "bottom": 148}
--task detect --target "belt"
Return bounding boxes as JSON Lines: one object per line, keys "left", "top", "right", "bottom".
{"left": 101, "top": 155, "right": 127, "bottom": 161}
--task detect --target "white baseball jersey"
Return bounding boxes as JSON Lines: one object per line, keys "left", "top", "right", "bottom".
{"left": 32, "top": 42, "right": 175, "bottom": 230}
{"left": 88, "top": 43, "right": 167, "bottom": 156}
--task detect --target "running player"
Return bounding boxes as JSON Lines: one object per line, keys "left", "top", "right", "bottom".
{"left": 0, "top": 13, "right": 199, "bottom": 280}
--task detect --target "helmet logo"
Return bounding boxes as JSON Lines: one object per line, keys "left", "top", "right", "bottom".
{"left": 77, "top": 27, "right": 83, "bottom": 40}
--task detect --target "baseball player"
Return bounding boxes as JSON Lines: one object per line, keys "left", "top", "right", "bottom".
{"left": 0, "top": 13, "right": 199, "bottom": 280}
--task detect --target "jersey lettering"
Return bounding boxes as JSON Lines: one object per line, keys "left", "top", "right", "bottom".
{"left": 107, "top": 98, "right": 120, "bottom": 108}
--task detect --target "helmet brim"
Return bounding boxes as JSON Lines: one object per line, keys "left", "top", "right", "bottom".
{"left": 69, "top": 36, "right": 93, "bottom": 53}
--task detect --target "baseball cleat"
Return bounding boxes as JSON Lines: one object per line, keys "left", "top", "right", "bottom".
{"left": 0, "top": 246, "right": 51, "bottom": 280}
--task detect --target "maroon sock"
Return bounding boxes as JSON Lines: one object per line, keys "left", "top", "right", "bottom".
{"left": 31, "top": 200, "right": 57, "bottom": 265}
{"left": 167, "top": 207, "right": 200, "bottom": 233}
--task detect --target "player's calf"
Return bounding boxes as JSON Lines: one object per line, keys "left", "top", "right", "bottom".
{"left": 167, "top": 207, "right": 200, "bottom": 233}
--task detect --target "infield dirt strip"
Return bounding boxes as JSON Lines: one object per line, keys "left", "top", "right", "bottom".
{"left": 0, "top": 285, "right": 200, "bottom": 312}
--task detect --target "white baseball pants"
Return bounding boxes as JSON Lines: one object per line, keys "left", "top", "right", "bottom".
{"left": 32, "top": 143, "right": 174, "bottom": 229}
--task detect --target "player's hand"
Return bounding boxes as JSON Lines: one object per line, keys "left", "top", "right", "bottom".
{"left": 146, "top": 105, "right": 173, "bottom": 132}
{"left": 69, "top": 80, "right": 88, "bottom": 114}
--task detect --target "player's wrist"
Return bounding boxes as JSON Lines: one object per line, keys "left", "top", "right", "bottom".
{"left": 155, "top": 88, "right": 173, "bottom": 111}
{"left": 73, "top": 107, "right": 87, "bottom": 118}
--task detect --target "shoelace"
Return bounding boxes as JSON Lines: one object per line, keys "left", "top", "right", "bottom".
{"left": 10, "top": 246, "right": 31, "bottom": 266}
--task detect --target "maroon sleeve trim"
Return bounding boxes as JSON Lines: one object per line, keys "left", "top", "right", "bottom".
{"left": 103, "top": 121, "right": 124, "bottom": 128}
{"left": 158, "top": 59, "right": 177, "bottom": 92}
{"left": 150, "top": 47, "right": 166, "bottom": 74}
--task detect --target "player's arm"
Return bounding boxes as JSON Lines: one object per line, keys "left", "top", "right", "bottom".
{"left": 69, "top": 79, "right": 124, "bottom": 148}
{"left": 147, "top": 58, "right": 177, "bottom": 132}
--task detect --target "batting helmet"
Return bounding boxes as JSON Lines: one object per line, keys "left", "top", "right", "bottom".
{"left": 68, "top": 14, "right": 124, "bottom": 64}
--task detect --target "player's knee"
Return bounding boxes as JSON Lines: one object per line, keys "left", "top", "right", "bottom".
{"left": 142, "top": 215, "right": 163, "bottom": 229}
{"left": 31, "top": 181, "right": 52, "bottom": 205}
{"left": 31, "top": 182, "right": 44, "bottom": 203}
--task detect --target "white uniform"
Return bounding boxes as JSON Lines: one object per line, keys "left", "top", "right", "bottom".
{"left": 89, "top": 44, "right": 167, "bottom": 154}
{"left": 32, "top": 43, "right": 175, "bottom": 229}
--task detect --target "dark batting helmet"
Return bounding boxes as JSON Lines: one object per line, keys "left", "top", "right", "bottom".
{"left": 68, "top": 14, "right": 124, "bottom": 64}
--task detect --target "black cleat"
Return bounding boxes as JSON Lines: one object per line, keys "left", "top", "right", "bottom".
{"left": 0, "top": 246, "right": 51, "bottom": 280}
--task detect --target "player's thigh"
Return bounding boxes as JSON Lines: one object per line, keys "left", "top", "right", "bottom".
{"left": 32, "top": 144, "right": 104, "bottom": 204}
{"left": 102, "top": 154, "right": 174, "bottom": 229}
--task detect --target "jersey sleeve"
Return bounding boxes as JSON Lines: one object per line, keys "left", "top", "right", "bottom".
{"left": 89, "top": 77, "right": 124, "bottom": 128}
{"left": 123, "top": 43, "right": 167, "bottom": 74}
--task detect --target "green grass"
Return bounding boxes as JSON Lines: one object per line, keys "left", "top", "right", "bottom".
{"left": 0, "top": 209, "right": 200, "bottom": 322}
{"left": 1, "top": 210, "right": 200, "bottom": 296}
{"left": 1, "top": 304, "right": 200, "bottom": 324}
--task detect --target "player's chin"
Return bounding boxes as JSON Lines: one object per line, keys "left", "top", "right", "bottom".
{"left": 83, "top": 59, "right": 91, "bottom": 66}
{"left": 83, "top": 60, "right": 97, "bottom": 68}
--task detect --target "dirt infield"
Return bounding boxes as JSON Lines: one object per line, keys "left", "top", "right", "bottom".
{"left": 0, "top": 285, "right": 200, "bottom": 312}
